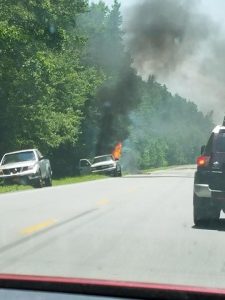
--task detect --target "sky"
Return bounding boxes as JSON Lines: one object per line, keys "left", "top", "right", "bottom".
{"left": 90, "top": 0, "right": 225, "bottom": 122}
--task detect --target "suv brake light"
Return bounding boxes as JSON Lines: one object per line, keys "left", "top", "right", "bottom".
{"left": 196, "top": 155, "right": 210, "bottom": 167}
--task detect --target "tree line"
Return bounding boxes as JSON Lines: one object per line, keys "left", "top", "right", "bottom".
{"left": 0, "top": 0, "right": 214, "bottom": 176}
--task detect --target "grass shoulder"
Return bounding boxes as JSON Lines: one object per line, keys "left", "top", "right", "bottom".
{"left": 142, "top": 164, "right": 196, "bottom": 174}
{"left": 0, "top": 174, "right": 107, "bottom": 194}
{"left": 52, "top": 174, "right": 107, "bottom": 186}
{"left": 142, "top": 165, "right": 180, "bottom": 173}
{"left": 0, "top": 184, "right": 32, "bottom": 194}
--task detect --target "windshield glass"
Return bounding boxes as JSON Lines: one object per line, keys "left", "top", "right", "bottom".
{"left": 93, "top": 156, "right": 113, "bottom": 163}
{"left": 2, "top": 151, "right": 36, "bottom": 165}
{"left": 1, "top": 0, "right": 225, "bottom": 295}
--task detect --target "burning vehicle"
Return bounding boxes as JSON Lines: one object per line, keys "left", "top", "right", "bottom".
{"left": 79, "top": 143, "right": 122, "bottom": 177}
{"left": 91, "top": 154, "right": 122, "bottom": 177}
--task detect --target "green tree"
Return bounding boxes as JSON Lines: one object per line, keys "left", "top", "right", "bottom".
{"left": 0, "top": 0, "right": 102, "bottom": 175}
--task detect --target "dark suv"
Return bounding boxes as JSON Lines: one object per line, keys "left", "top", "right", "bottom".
{"left": 194, "top": 121, "right": 225, "bottom": 225}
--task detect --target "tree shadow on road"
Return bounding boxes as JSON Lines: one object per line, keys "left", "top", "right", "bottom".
{"left": 192, "top": 219, "right": 225, "bottom": 231}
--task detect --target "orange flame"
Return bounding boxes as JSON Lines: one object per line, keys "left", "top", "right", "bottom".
{"left": 112, "top": 143, "right": 122, "bottom": 160}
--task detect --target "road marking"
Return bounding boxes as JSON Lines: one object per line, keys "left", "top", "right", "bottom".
{"left": 97, "top": 199, "right": 110, "bottom": 206}
{"left": 20, "top": 219, "right": 57, "bottom": 235}
{"left": 128, "top": 187, "right": 137, "bottom": 193}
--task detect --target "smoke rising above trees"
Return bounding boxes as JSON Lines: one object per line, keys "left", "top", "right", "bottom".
{"left": 124, "top": 0, "right": 214, "bottom": 74}
{"left": 123, "top": 0, "right": 225, "bottom": 121}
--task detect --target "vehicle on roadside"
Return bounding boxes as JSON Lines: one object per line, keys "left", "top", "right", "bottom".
{"left": 194, "top": 120, "right": 225, "bottom": 225}
{"left": 78, "top": 158, "right": 92, "bottom": 175}
{"left": 79, "top": 154, "right": 122, "bottom": 177}
{"left": 0, "top": 149, "right": 52, "bottom": 188}
{"left": 91, "top": 154, "right": 122, "bottom": 177}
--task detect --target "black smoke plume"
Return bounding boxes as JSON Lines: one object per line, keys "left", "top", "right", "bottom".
{"left": 95, "top": 68, "right": 140, "bottom": 155}
{"left": 123, "top": 0, "right": 225, "bottom": 121}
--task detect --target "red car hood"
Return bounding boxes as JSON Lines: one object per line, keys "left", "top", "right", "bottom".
{"left": 0, "top": 274, "right": 225, "bottom": 299}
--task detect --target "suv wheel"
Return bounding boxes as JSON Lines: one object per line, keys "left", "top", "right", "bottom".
{"left": 45, "top": 171, "right": 52, "bottom": 187}
{"left": 117, "top": 170, "right": 122, "bottom": 177}
{"left": 113, "top": 169, "right": 122, "bottom": 177}
{"left": 34, "top": 171, "right": 43, "bottom": 188}
{"left": 193, "top": 194, "right": 220, "bottom": 225}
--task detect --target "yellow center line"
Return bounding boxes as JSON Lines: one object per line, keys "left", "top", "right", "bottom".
{"left": 128, "top": 187, "right": 138, "bottom": 193}
{"left": 20, "top": 219, "right": 57, "bottom": 235}
{"left": 97, "top": 199, "right": 110, "bottom": 206}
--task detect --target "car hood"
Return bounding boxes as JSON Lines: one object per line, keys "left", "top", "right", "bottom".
{"left": 0, "top": 161, "right": 37, "bottom": 169}
{"left": 0, "top": 274, "right": 225, "bottom": 299}
{"left": 91, "top": 161, "right": 115, "bottom": 168}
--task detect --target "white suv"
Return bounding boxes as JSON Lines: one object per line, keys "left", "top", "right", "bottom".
{"left": 0, "top": 149, "right": 52, "bottom": 187}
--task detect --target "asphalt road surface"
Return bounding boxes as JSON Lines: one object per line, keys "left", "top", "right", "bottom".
{"left": 1, "top": 165, "right": 225, "bottom": 289}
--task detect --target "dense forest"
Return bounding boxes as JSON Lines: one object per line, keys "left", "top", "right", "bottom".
{"left": 0, "top": 0, "right": 214, "bottom": 176}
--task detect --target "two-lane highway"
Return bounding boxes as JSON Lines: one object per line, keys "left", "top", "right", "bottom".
{"left": 1, "top": 166, "right": 225, "bottom": 289}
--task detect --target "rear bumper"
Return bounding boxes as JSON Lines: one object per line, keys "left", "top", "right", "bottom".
{"left": 194, "top": 169, "right": 225, "bottom": 198}
{"left": 194, "top": 184, "right": 211, "bottom": 198}
{"left": 194, "top": 184, "right": 225, "bottom": 201}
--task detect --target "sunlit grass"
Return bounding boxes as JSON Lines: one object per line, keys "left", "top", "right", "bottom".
{"left": 0, "top": 184, "right": 32, "bottom": 193}
{"left": 0, "top": 174, "right": 108, "bottom": 194}
{"left": 143, "top": 165, "right": 171, "bottom": 173}
{"left": 52, "top": 174, "right": 107, "bottom": 186}
{"left": 142, "top": 164, "right": 194, "bottom": 173}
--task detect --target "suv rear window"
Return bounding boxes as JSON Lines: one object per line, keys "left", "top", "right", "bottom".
{"left": 215, "top": 131, "right": 225, "bottom": 153}
{"left": 205, "top": 133, "right": 214, "bottom": 155}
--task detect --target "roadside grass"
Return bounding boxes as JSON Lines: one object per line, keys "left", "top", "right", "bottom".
{"left": 122, "top": 165, "right": 173, "bottom": 175}
{"left": 142, "top": 164, "right": 195, "bottom": 173}
{"left": 142, "top": 165, "right": 173, "bottom": 173}
{"left": 0, "top": 184, "right": 32, "bottom": 194}
{"left": 52, "top": 174, "right": 107, "bottom": 186}
{"left": 0, "top": 174, "right": 108, "bottom": 194}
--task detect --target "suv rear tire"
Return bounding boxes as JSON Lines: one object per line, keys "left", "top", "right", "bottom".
{"left": 114, "top": 169, "right": 122, "bottom": 177}
{"left": 45, "top": 171, "right": 52, "bottom": 187}
{"left": 193, "top": 194, "right": 220, "bottom": 225}
{"left": 33, "top": 170, "right": 43, "bottom": 188}
{"left": 117, "top": 170, "right": 122, "bottom": 177}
